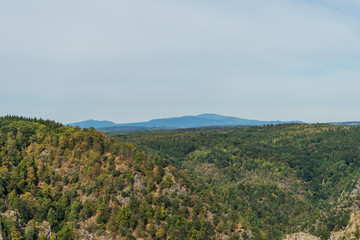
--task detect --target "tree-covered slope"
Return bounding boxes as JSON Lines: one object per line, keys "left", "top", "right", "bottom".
{"left": 0, "top": 116, "right": 240, "bottom": 240}
{"left": 112, "top": 124, "right": 360, "bottom": 239}
{"left": 3, "top": 117, "right": 360, "bottom": 240}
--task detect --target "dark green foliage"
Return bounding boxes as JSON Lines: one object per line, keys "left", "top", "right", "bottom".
{"left": 57, "top": 224, "right": 76, "bottom": 240}
{"left": 3, "top": 116, "right": 360, "bottom": 239}
{"left": 0, "top": 116, "right": 229, "bottom": 239}
{"left": 112, "top": 123, "right": 360, "bottom": 239}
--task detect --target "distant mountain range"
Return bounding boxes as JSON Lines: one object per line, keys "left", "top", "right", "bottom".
{"left": 328, "top": 121, "right": 360, "bottom": 126}
{"left": 67, "top": 114, "right": 304, "bottom": 132}
{"left": 68, "top": 119, "right": 118, "bottom": 129}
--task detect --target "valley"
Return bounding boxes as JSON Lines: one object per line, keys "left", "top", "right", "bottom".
{"left": 1, "top": 116, "right": 360, "bottom": 239}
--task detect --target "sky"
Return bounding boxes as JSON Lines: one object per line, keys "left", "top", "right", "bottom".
{"left": 1, "top": 0, "right": 360, "bottom": 124}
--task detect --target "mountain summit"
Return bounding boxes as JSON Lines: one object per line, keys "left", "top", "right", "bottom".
{"left": 67, "top": 119, "right": 117, "bottom": 129}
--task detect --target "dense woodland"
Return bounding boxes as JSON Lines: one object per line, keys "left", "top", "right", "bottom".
{"left": 0, "top": 116, "right": 237, "bottom": 240}
{"left": 112, "top": 124, "right": 360, "bottom": 239}
{"left": 1, "top": 116, "right": 360, "bottom": 239}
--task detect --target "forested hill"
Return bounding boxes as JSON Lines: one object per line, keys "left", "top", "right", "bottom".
{"left": 112, "top": 123, "right": 360, "bottom": 239}
{"left": 3, "top": 116, "right": 360, "bottom": 240}
{"left": 0, "top": 116, "right": 240, "bottom": 239}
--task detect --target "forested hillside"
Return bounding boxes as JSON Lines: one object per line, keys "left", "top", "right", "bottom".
{"left": 112, "top": 124, "right": 360, "bottom": 239}
{"left": 0, "top": 116, "right": 240, "bottom": 240}
{"left": 3, "top": 116, "right": 360, "bottom": 240}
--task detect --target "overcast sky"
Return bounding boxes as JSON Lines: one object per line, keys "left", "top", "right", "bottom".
{"left": 1, "top": 0, "right": 360, "bottom": 123}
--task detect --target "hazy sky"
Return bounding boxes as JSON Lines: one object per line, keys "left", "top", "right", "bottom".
{"left": 1, "top": 0, "right": 360, "bottom": 123}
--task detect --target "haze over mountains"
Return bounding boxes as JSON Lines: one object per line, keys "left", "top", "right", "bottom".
{"left": 329, "top": 121, "right": 360, "bottom": 126}
{"left": 67, "top": 114, "right": 304, "bottom": 131}
{"left": 67, "top": 119, "right": 118, "bottom": 129}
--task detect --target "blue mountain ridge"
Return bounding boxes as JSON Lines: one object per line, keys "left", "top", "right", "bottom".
{"left": 67, "top": 119, "right": 118, "bottom": 129}
{"left": 67, "top": 114, "right": 304, "bottom": 130}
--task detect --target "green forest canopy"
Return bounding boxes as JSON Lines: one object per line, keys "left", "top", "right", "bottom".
{"left": 1, "top": 116, "right": 360, "bottom": 239}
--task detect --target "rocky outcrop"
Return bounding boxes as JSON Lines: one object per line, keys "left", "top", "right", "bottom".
{"left": 161, "top": 167, "right": 188, "bottom": 195}
{"left": 1, "top": 212, "right": 53, "bottom": 239}
{"left": 133, "top": 174, "right": 144, "bottom": 191}
{"left": 2, "top": 210, "right": 22, "bottom": 228}
{"left": 329, "top": 212, "right": 360, "bottom": 240}
{"left": 283, "top": 211, "right": 360, "bottom": 240}
{"left": 37, "top": 221, "right": 52, "bottom": 239}
{"left": 283, "top": 232, "right": 320, "bottom": 240}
